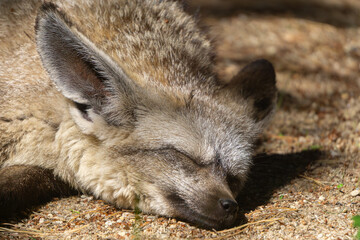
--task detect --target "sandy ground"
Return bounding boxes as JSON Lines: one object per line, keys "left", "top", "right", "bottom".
{"left": 1, "top": 0, "right": 359, "bottom": 239}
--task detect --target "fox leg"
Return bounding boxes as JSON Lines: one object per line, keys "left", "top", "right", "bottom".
{"left": 0, "top": 165, "right": 77, "bottom": 220}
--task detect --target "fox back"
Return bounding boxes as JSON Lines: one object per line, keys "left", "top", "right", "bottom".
{"left": 0, "top": 0, "right": 277, "bottom": 229}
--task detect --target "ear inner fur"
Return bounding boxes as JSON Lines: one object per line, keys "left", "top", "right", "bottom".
{"left": 35, "top": 4, "right": 140, "bottom": 127}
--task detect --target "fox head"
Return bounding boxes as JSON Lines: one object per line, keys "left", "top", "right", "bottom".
{"left": 35, "top": 1, "right": 277, "bottom": 229}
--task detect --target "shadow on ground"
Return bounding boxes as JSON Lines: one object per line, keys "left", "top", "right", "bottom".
{"left": 190, "top": 0, "right": 360, "bottom": 28}
{"left": 237, "top": 149, "right": 322, "bottom": 213}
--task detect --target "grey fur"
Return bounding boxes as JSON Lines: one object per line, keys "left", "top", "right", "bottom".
{"left": 0, "top": 0, "right": 277, "bottom": 229}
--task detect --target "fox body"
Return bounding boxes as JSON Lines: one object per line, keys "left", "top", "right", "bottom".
{"left": 0, "top": 0, "right": 277, "bottom": 229}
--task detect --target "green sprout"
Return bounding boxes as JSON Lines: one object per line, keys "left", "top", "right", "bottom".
{"left": 336, "top": 183, "right": 344, "bottom": 189}
{"left": 353, "top": 215, "right": 360, "bottom": 240}
{"left": 309, "top": 145, "right": 321, "bottom": 150}
{"left": 131, "top": 195, "right": 143, "bottom": 240}
{"left": 70, "top": 209, "right": 80, "bottom": 214}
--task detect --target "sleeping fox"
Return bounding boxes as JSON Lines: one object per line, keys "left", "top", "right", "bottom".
{"left": 0, "top": 0, "right": 277, "bottom": 229}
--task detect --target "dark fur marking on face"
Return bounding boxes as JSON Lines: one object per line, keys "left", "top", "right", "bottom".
{"left": 166, "top": 191, "right": 186, "bottom": 207}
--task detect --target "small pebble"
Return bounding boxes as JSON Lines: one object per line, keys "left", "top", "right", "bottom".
{"left": 105, "top": 220, "right": 114, "bottom": 227}
{"left": 330, "top": 150, "right": 341, "bottom": 157}
{"left": 168, "top": 224, "right": 176, "bottom": 229}
{"left": 350, "top": 189, "right": 360, "bottom": 197}
{"left": 319, "top": 195, "right": 325, "bottom": 201}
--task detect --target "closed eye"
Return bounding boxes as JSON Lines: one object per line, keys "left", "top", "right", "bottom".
{"left": 160, "top": 145, "right": 213, "bottom": 167}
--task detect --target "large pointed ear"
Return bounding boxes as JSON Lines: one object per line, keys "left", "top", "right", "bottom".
{"left": 227, "top": 59, "right": 277, "bottom": 122}
{"left": 35, "top": 3, "right": 137, "bottom": 133}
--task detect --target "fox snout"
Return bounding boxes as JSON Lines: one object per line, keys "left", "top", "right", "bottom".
{"left": 219, "top": 199, "right": 239, "bottom": 228}
{"left": 190, "top": 192, "right": 239, "bottom": 229}
{"left": 208, "top": 197, "right": 239, "bottom": 228}
{"left": 166, "top": 189, "right": 240, "bottom": 229}
{"left": 219, "top": 198, "right": 238, "bottom": 217}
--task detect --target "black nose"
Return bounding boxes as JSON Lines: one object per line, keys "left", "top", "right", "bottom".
{"left": 219, "top": 199, "right": 238, "bottom": 214}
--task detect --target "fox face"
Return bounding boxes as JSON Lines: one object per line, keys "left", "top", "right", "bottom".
{"left": 0, "top": 0, "right": 276, "bottom": 229}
